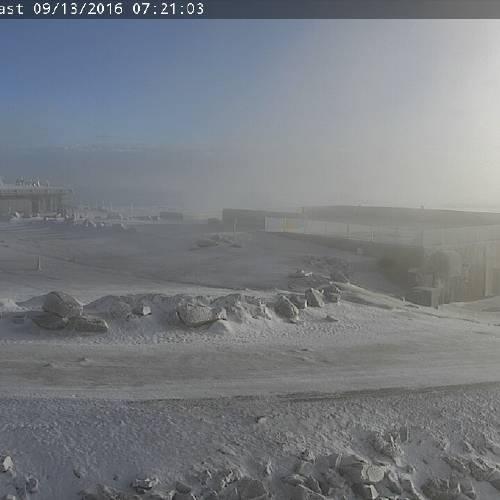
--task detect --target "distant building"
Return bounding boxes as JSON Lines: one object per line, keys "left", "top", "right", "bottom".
{"left": 0, "top": 181, "right": 72, "bottom": 216}
{"left": 264, "top": 205, "right": 500, "bottom": 304}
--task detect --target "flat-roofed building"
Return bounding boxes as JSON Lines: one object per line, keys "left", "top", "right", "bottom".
{"left": 0, "top": 182, "right": 71, "bottom": 216}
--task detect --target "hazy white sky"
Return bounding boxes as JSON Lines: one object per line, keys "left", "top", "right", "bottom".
{"left": 2, "top": 20, "right": 500, "bottom": 210}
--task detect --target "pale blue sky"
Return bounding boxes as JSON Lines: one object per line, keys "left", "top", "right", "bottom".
{"left": 1, "top": 20, "right": 500, "bottom": 210}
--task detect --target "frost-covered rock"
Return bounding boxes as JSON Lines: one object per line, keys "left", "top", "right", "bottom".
{"left": 288, "top": 273, "right": 332, "bottom": 292}
{"left": 488, "top": 468, "right": 500, "bottom": 491}
{"left": 204, "top": 490, "right": 219, "bottom": 500}
{"left": 215, "top": 468, "right": 242, "bottom": 491}
{"left": 282, "top": 475, "right": 305, "bottom": 486}
{"left": 68, "top": 316, "right": 109, "bottom": 333}
{"left": 468, "top": 457, "right": 497, "bottom": 481}
{"left": 338, "top": 455, "right": 385, "bottom": 484}
{"left": 176, "top": 481, "right": 192, "bottom": 494}
{"left": 288, "top": 484, "right": 326, "bottom": 500}
{"left": 299, "top": 449, "right": 315, "bottom": 462}
{"left": 177, "top": 303, "right": 227, "bottom": 327}
{"left": 422, "top": 477, "right": 462, "bottom": 500}
{"left": 26, "top": 476, "right": 39, "bottom": 493}
{"left": 304, "top": 476, "right": 321, "bottom": 494}
{"left": 289, "top": 269, "right": 312, "bottom": 279}
{"left": 321, "top": 285, "right": 340, "bottom": 303}
{"left": 0, "top": 456, "right": 14, "bottom": 473}
{"left": 460, "top": 479, "right": 476, "bottom": 499}
{"left": 211, "top": 294, "right": 270, "bottom": 322}
{"left": 384, "top": 470, "right": 402, "bottom": 494}
{"left": 109, "top": 300, "right": 133, "bottom": 319}
{"left": 274, "top": 295, "right": 299, "bottom": 322}
{"left": 32, "top": 312, "right": 69, "bottom": 330}
{"left": 234, "top": 477, "right": 267, "bottom": 500}
{"left": 131, "top": 476, "right": 159, "bottom": 493}
{"left": 442, "top": 455, "right": 468, "bottom": 475}
{"left": 289, "top": 294, "right": 307, "bottom": 309}
{"left": 133, "top": 304, "right": 152, "bottom": 316}
{"left": 43, "top": 291, "right": 83, "bottom": 318}
{"left": 174, "top": 492, "right": 196, "bottom": 500}
{"left": 353, "top": 484, "right": 378, "bottom": 500}
{"left": 370, "top": 431, "right": 403, "bottom": 460}
{"left": 305, "top": 288, "right": 324, "bottom": 308}
{"left": 295, "top": 460, "right": 314, "bottom": 476}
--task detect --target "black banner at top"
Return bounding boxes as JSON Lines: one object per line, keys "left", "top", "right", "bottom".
{"left": 2, "top": 0, "right": 500, "bottom": 19}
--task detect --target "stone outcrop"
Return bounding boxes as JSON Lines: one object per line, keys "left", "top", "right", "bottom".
{"left": 177, "top": 303, "right": 227, "bottom": 327}
{"left": 274, "top": 295, "right": 299, "bottom": 322}
{"left": 43, "top": 291, "right": 83, "bottom": 318}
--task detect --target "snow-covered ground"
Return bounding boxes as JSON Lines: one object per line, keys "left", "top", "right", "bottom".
{"left": 0, "top": 220, "right": 500, "bottom": 499}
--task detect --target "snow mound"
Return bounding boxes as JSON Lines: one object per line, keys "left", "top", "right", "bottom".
{"left": 0, "top": 298, "right": 24, "bottom": 313}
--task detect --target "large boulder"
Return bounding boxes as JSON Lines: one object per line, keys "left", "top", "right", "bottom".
{"left": 68, "top": 316, "right": 109, "bottom": 333}
{"left": 305, "top": 288, "right": 324, "bottom": 308}
{"left": 321, "top": 285, "right": 340, "bottom": 303}
{"left": 370, "top": 431, "right": 402, "bottom": 460}
{"left": 338, "top": 455, "right": 385, "bottom": 485}
{"left": 275, "top": 295, "right": 299, "bottom": 322}
{"left": 131, "top": 477, "right": 159, "bottom": 493}
{"left": 32, "top": 312, "right": 69, "bottom": 330}
{"left": 234, "top": 477, "right": 267, "bottom": 500}
{"left": 109, "top": 300, "right": 133, "bottom": 319}
{"left": 422, "top": 477, "right": 462, "bottom": 500}
{"left": 177, "top": 303, "right": 227, "bottom": 327}
{"left": 43, "top": 291, "right": 83, "bottom": 318}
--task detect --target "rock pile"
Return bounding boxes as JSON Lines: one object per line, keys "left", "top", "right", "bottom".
{"left": 32, "top": 291, "right": 109, "bottom": 333}
{"left": 57, "top": 432, "right": 500, "bottom": 500}
{"left": 84, "top": 291, "right": 271, "bottom": 331}
{"left": 0, "top": 454, "right": 40, "bottom": 499}
{"left": 274, "top": 285, "right": 341, "bottom": 322}
{"left": 288, "top": 272, "right": 332, "bottom": 293}
{"left": 210, "top": 294, "right": 271, "bottom": 323}
{"left": 87, "top": 295, "right": 153, "bottom": 320}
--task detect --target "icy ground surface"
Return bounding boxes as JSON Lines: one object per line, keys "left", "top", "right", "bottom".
{"left": 0, "top": 221, "right": 500, "bottom": 498}
{"left": 2, "top": 385, "right": 500, "bottom": 499}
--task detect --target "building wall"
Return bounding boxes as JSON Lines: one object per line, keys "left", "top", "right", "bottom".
{"left": 0, "top": 197, "right": 32, "bottom": 215}
{"left": 0, "top": 194, "right": 65, "bottom": 216}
